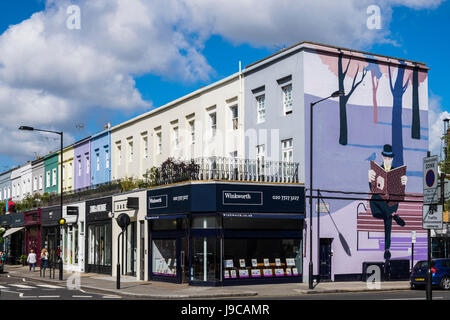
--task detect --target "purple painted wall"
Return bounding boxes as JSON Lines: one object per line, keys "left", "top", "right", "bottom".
{"left": 74, "top": 139, "right": 91, "bottom": 190}
{"left": 303, "top": 49, "right": 429, "bottom": 279}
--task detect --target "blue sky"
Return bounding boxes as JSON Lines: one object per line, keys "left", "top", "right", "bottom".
{"left": 0, "top": 0, "right": 449, "bottom": 171}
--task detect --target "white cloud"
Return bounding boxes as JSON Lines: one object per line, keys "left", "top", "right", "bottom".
{"left": 0, "top": 0, "right": 446, "bottom": 166}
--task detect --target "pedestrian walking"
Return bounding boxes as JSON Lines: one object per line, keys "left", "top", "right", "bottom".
{"left": 27, "top": 249, "right": 37, "bottom": 272}
{"left": 41, "top": 248, "right": 49, "bottom": 272}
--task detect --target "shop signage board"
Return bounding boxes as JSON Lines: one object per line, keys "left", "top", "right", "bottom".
{"left": 423, "top": 156, "right": 439, "bottom": 204}
{"left": 147, "top": 183, "right": 305, "bottom": 217}
{"left": 422, "top": 204, "right": 443, "bottom": 230}
{"left": 66, "top": 206, "right": 79, "bottom": 215}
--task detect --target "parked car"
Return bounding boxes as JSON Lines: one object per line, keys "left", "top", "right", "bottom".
{"left": 410, "top": 258, "right": 450, "bottom": 290}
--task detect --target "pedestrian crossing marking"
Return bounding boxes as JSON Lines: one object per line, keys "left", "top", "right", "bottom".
{"left": 10, "top": 284, "right": 35, "bottom": 289}
{"left": 0, "top": 285, "right": 7, "bottom": 289}
{"left": 37, "top": 284, "right": 62, "bottom": 289}
{"left": 102, "top": 295, "right": 122, "bottom": 299}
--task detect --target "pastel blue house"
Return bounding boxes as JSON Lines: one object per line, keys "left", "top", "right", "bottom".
{"left": 90, "top": 127, "right": 111, "bottom": 186}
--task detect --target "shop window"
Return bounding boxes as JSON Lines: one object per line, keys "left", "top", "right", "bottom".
{"left": 151, "top": 218, "right": 187, "bottom": 231}
{"left": 191, "top": 237, "right": 220, "bottom": 282}
{"left": 74, "top": 224, "right": 79, "bottom": 264}
{"left": 152, "top": 239, "right": 176, "bottom": 277}
{"left": 191, "top": 216, "right": 220, "bottom": 229}
{"left": 223, "top": 238, "right": 302, "bottom": 280}
{"left": 223, "top": 217, "right": 303, "bottom": 230}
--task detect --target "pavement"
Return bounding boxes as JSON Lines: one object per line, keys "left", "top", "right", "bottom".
{"left": 1, "top": 265, "right": 412, "bottom": 299}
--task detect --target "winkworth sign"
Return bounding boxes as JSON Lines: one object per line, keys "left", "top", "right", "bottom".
{"left": 147, "top": 183, "right": 305, "bottom": 216}
{"left": 222, "top": 191, "right": 263, "bottom": 206}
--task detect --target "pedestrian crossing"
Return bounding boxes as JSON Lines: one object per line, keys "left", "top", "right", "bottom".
{"left": 0, "top": 282, "right": 122, "bottom": 299}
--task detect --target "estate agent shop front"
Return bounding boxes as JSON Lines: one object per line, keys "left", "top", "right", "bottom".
{"left": 147, "top": 181, "right": 305, "bottom": 286}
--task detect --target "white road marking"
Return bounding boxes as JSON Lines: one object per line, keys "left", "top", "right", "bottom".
{"left": 102, "top": 295, "right": 122, "bottom": 299}
{"left": 37, "top": 284, "right": 62, "bottom": 289}
{"left": 38, "top": 295, "right": 60, "bottom": 298}
{"left": 385, "top": 297, "right": 444, "bottom": 300}
{"left": 72, "top": 295, "right": 93, "bottom": 298}
{"left": 0, "top": 285, "right": 7, "bottom": 289}
{"left": 10, "top": 284, "right": 35, "bottom": 289}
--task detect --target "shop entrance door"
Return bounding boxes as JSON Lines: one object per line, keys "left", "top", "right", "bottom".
{"left": 319, "top": 238, "right": 333, "bottom": 281}
{"left": 140, "top": 221, "right": 145, "bottom": 280}
{"left": 189, "top": 230, "right": 220, "bottom": 285}
{"left": 87, "top": 222, "right": 112, "bottom": 274}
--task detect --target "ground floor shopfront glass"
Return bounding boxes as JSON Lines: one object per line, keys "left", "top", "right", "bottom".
{"left": 149, "top": 216, "right": 189, "bottom": 283}
{"left": 124, "top": 222, "right": 137, "bottom": 276}
{"left": 7, "top": 231, "right": 25, "bottom": 265}
{"left": 86, "top": 221, "right": 112, "bottom": 274}
{"left": 42, "top": 226, "right": 61, "bottom": 266}
{"left": 62, "top": 224, "right": 79, "bottom": 266}
{"left": 148, "top": 214, "right": 303, "bottom": 286}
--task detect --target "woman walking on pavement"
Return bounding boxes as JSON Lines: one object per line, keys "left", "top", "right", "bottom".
{"left": 41, "top": 248, "right": 49, "bottom": 273}
{"left": 27, "top": 249, "right": 37, "bottom": 272}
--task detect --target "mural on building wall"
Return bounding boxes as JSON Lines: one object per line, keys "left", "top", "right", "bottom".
{"left": 306, "top": 48, "right": 428, "bottom": 272}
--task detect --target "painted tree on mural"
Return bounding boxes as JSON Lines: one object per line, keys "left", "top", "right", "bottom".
{"left": 411, "top": 66, "right": 421, "bottom": 139}
{"left": 364, "top": 60, "right": 382, "bottom": 124}
{"left": 337, "top": 53, "right": 368, "bottom": 145}
{"left": 319, "top": 52, "right": 368, "bottom": 145}
{"left": 388, "top": 61, "right": 410, "bottom": 168}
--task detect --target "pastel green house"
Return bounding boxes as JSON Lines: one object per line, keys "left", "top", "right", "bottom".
{"left": 44, "top": 152, "right": 59, "bottom": 195}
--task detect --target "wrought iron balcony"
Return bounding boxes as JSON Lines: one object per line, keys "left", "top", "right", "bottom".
{"left": 193, "top": 157, "right": 299, "bottom": 183}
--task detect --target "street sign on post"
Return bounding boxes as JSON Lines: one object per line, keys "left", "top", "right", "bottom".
{"left": 423, "top": 156, "right": 439, "bottom": 204}
{"left": 411, "top": 231, "right": 416, "bottom": 244}
{"left": 422, "top": 204, "right": 443, "bottom": 230}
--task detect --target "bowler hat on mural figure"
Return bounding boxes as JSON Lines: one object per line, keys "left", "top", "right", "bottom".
{"left": 381, "top": 144, "right": 394, "bottom": 158}
{"left": 368, "top": 143, "right": 407, "bottom": 261}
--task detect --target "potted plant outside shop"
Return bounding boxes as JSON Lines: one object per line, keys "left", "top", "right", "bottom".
{"left": 19, "top": 255, "right": 27, "bottom": 266}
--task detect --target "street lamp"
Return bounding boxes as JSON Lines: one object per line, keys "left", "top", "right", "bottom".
{"left": 309, "top": 90, "right": 344, "bottom": 289}
{"left": 19, "top": 125, "right": 64, "bottom": 280}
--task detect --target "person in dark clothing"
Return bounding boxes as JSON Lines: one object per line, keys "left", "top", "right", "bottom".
{"left": 368, "top": 144, "right": 407, "bottom": 260}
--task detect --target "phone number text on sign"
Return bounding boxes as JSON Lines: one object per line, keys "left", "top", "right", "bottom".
{"left": 272, "top": 195, "right": 300, "bottom": 202}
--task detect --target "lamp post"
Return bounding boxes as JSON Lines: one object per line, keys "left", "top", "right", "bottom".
{"left": 19, "top": 126, "right": 64, "bottom": 280}
{"left": 309, "top": 90, "right": 344, "bottom": 289}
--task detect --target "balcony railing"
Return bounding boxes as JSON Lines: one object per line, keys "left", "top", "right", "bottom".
{"left": 193, "top": 157, "right": 299, "bottom": 183}
{"left": 146, "top": 157, "right": 300, "bottom": 186}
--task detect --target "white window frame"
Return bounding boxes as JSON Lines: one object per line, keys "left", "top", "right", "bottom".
{"left": 282, "top": 84, "right": 293, "bottom": 114}
{"left": 78, "top": 158, "right": 82, "bottom": 177}
{"left": 230, "top": 105, "right": 238, "bottom": 130}
{"left": 116, "top": 143, "right": 122, "bottom": 166}
{"left": 105, "top": 148, "right": 110, "bottom": 168}
{"left": 142, "top": 135, "right": 148, "bottom": 159}
{"left": 33, "top": 177, "right": 37, "bottom": 191}
{"left": 172, "top": 126, "right": 179, "bottom": 149}
{"left": 209, "top": 112, "right": 217, "bottom": 138}
{"left": 46, "top": 171, "right": 51, "bottom": 188}
{"left": 86, "top": 155, "right": 90, "bottom": 174}
{"left": 52, "top": 168, "right": 57, "bottom": 186}
{"left": 156, "top": 131, "right": 162, "bottom": 155}
{"left": 256, "top": 95, "right": 266, "bottom": 123}
{"left": 96, "top": 152, "right": 100, "bottom": 171}
{"left": 189, "top": 120, "right": 195, "bottom": 144}
{"left": 282, "top": 138, "right": 293, "bottom": 162}
{"left": 127, "top": 140, "right": 133, "bottom": 163}
{"left": 39, "top": 175, "right": 43, "bottom": 190}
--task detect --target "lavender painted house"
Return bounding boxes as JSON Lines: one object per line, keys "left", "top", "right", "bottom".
{"left": 244, "top": 42, "right": 429, "bottom": 282}
{"left": 74, "top": 137, "right": 91, "bottom": 191}
{"left": 90, "top": 127, "right": 111, "bottom": 186}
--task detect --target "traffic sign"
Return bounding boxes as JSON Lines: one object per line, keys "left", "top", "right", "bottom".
{"left": 422, "top": 204, "right": 443, "bottom": 230}
{"left": 411, "top": 231, "right": 416, "bottom": 244}
{"left": 423, "top": 156, "right": 439, "bottom": 204}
